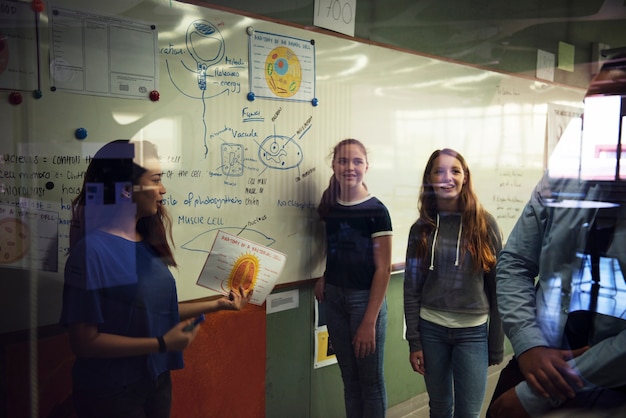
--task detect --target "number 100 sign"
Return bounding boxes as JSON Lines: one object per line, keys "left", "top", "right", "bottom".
{"left": 313, "top": 0, "right": 356, "bottom": 37}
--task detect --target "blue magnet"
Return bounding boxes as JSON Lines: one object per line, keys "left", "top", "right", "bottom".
{"left": 247, "top": 92, "right": 256, "bottom": 101}
{"left": 75, "top": 128, "right": 88, "bottom": 140}
{"left": 311, "top": 97, "right": 319, "bottom": 107}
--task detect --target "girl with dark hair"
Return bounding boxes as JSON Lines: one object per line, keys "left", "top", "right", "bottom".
{"left": 315, "top": 138, "right": 392, "bottom": 417}
{"left": 403, "top": 148, "right": 504, "bottom": 418}
{"left": 60, "top": 140, "right": 251, "bottom": 418}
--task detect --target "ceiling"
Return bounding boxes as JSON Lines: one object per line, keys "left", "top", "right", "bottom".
{"left": 193, "top": 0, "right": 626, "bottom": 88}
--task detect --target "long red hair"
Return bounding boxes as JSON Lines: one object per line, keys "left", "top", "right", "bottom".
{"left": 415, "top": 148, "right": 499, "bottom": 273}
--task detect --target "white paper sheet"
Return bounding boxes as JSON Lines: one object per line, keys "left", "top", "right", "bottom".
{"left": 196, "top": 230, "right": 286, "bottom": 305}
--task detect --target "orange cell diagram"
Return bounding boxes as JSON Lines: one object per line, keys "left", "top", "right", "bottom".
{"left": 227, "top": 253, "right": 259, "bottom": 292}
{"left": 264, "top": 46, "right": 302, "bottom": 98}
{"left": 0, "top": 218, "right": 30, "bottom": 264}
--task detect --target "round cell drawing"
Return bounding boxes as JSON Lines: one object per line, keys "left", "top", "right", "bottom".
{"left": 226, "top": 253, "right": 259, "bottom": 293}
{"left": 264, "top": 46, "right": 302, "bottom": 98}
{"left": 258, "top": 134, "right": 303, "bottom": 170}
{"left": 186, "top": 19, "right": 225, "bottom": 90}
{"left": 186, "top": 20, "right": 224, "bottom": 65}
{"left": 0, "top": 218, "right": 30, "bottom": 264}
{"left": 0, "top": 32, "right": 9, "bottom": 76}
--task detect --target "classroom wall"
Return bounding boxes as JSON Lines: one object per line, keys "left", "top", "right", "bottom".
{"left": 0, "top": 273, "right": 423, "bottom": 418}
{"left": 0, "top": 0, "right": 577, "bottom": 416}
{"left": 0, "top": 0, "right": 585, "bottom": 332}
{"left": 266, "top": 273, "right": 427, "bottom": 418}
{"left": 1, "top": 302, "right": 266, "bottom": 418}
{"left": 1, "top": 272, "right": 511, "bottom": 417}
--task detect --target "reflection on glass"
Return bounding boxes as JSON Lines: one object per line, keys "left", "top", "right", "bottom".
{"left": 548, "top": 95, "right": 626, "bottom": 182}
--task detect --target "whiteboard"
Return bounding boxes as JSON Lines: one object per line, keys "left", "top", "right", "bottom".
{"left": 0, "top": 0, "right": 584, "bottom": 330}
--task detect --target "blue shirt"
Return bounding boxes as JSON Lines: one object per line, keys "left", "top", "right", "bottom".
{"left": 496, "top": 175, "right": 626, "bottom": 414}
{"left": 60, "top": 230, "right": 184, "bottom": 389}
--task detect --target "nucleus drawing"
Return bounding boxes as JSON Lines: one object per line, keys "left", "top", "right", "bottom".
{"left": 258, "top": 133, "right": 303, "bottom": 170}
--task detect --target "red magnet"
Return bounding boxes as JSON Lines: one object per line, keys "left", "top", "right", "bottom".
{"left": 9, "top": 91, "right": 22, "bottom": 105}
{"left": 149, "top": 90, "right": 160, "bottom": 101}
{"left": 32, "top": 0, "right": 45, "bottom": 13}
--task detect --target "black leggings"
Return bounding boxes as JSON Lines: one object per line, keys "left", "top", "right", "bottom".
{"left": 72, "top": 371, "right": 172, "bottom": 418}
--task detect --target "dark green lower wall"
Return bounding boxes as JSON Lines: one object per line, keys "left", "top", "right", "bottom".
{"left": 266, "top": 272, "right": 426, "bottom": 418}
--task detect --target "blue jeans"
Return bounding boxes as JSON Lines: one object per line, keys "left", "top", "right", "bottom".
{"left": 420, "top": 318, "right": 488, "bottom": 418}
{"left": 325, "top": 284, "right": 388, "bottom": 418}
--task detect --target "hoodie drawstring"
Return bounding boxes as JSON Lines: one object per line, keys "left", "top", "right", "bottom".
{"left": 429, "top": 214, "right": 440, "bottom": 270}
{"left": 429, "top": 213, "right": 463, "bottom": 270}
{"left": 454, "top": 221, "right": 463, "bottom": 266}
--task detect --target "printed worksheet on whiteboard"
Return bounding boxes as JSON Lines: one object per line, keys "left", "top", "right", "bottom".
{"left": 0, "top": 0, "right": 39, "bottom": 91}
{"left": 196, "top": 230, "right": 287, "bottom": 305}
{"left": 49, "top": 4, "right": 158, "bottom": 99}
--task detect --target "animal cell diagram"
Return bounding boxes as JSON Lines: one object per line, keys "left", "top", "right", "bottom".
{"left": 219, "top": 127, "right": 305, "bottom": 179}
{"left": 258, "top": 133, "right": 303, "bottom": 170}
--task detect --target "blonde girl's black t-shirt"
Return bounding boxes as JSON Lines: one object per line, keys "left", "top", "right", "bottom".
{"left": 324, "top": 196, "right": 392, "bottom": 290}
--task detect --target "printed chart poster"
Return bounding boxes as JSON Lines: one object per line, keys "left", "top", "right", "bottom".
{"left": 545, "top": 103, "right": 583, "bottom": 168}
{"left": 197, "top": 230, "right": 286, "bottom": 305}
{"left": 248, "top": 30, "right": 315, "bottom": 103}
{"left": 0, "top": 0, "right": 38, "bottom": 91}
{"left": 49, "top": 5, "right": 158, "bottom": 99}
{"left": 314, "top": 298, "right": 337, "bottom": 368}
{"left": 0, "top": 204, "right": 58, "bottom": 272}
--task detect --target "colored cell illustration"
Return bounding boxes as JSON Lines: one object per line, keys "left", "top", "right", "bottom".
{"left": 264, "top": 46, "right": 302, "bottom": 98}
{"left": 226, "top": 253, "right": 259, "bottom": 292}
{"left": 0, "top": 217, "right": 30, "bottom": 264}
{"left": 195, "top": 230, "right": 286, "bottom": 305}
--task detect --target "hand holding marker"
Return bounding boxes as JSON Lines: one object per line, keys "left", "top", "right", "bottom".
{"left": 183, "top": 314, "right": 205, "bottom": 332}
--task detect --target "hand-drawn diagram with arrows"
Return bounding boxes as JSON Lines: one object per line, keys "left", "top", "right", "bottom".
{"left": 165, "top": 19, "right": 244, "bottom": 157}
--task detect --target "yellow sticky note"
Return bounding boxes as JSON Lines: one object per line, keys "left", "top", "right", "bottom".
{"left": 558, "top": 42, "right": 575, "bottom": 72}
